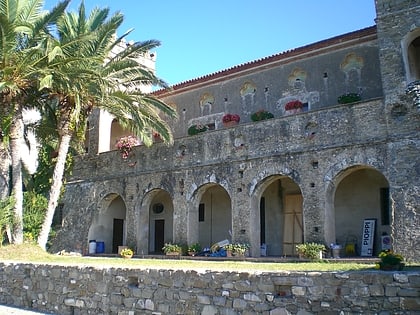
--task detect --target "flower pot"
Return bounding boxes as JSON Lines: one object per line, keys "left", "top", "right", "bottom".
{"left": 380, "top": 263, "right": 405, "bottom": 271}
{"left": 226, "top": 250, "right": 232, "bottom": 257}
{"left": 122, "top": 254, "right": 133, "bottom": 259}
{"left": 223, "top": 121, "right": 239, "bottom": 128}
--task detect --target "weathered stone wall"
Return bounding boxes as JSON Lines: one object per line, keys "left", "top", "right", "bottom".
{"left": 0, "top": 262, "right": 419, "bottom": 315}
{"left": 52, "top": 98, "right": 419, "bottom": 260}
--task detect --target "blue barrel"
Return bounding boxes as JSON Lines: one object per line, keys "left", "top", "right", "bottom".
{"left": 96, "top": 241, "right": 105, "bottom": 254}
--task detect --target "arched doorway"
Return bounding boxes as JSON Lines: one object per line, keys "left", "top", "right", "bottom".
{"left": 196, "top": 184, "right": 232, "bottom": 249}
{"left": 88, "top": 194, "right": 127, "bottom": 254}
{"left": 148, "top": 190, "right": 174, "bottom": 254}
{"left": 258, "top": 176, "right": 303, "bottom": 257}
{"left": 334, "top": 167, "right": 390, "bottom": 256}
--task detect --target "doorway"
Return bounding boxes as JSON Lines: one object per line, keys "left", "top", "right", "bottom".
{"left": 154, "top": 219, "right": 165, "bottom": 253}
{"left": 112, "top": 218, "right": 124, "bottom": 253}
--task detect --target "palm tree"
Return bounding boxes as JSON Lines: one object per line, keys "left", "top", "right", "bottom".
{"left": 0, "top": 0, "right": 70, "bottom": 244}
{"left": 36, "top": 3, "right": 177, "bottom": 249}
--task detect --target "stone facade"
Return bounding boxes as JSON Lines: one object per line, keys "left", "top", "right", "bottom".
{"left": 51, "top": 0, "right": 419, "bottom": 261}
{"left": 0, "top": 262, "right": 419, "bottom": 314}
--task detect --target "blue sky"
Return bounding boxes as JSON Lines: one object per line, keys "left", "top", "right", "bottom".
{"left": 44, "top": 1, "right": 377, "bottom": 86}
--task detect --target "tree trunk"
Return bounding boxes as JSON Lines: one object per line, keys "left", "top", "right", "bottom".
{"left": 37, "top": 132, "right": 72, "bottom": 250}
{"left": 9, "top": 106, "right": 24, "bottom": 244}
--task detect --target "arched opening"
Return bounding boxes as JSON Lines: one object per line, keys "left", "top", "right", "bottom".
{"left": 110, "top": 119, "right": 133, "bottom": 151}
{"left": 334, "top": 167, "right": 390, "bottom": 256}
{"left": 148, "top": 190, "right": 174, "bottom": 254}
{"left": 196, "top": 184, "right": 232, "bottom": 249}
{"left": 256, "top": 175, "right": 302, "bottom": 257}
{"left": 402, "top": 28, "right": 420, "bottom": 83}
{"left": 88, "top": 194, "right": 127, "bottom": 254}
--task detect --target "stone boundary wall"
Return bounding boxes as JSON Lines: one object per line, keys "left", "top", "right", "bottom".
{"left": 0, "top": 263, "right": 419, "bottom": 314}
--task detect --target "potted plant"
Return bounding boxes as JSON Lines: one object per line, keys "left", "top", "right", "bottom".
{"left": 296, "top": 242, "right": 326, "bottom": 260}
{"left": 337, "top": 92, "right": 361, "bottom": 104}
{"left": 222, "top": 113, "right": 240, "bottom": 127}
{"left": 115, "top": 135, "right": 140, "bottom": 159}
{"left": 120, "top": 248, "right": 134, "bottom": 259}
{"left": 284, "top": 100, "right": 303, "bottom": 114}
{"left": 187, "top": 243, "right": 202, "bottom": 256}
{"left": 224, "top": 243, "right": 250, "bottom": 257}
{"left": 250, "top": 109, "right": 274, "bottom": 122}
{"left": 162, "top": 242, "right": 183, "bottom": 256}
{"left": 187, "top": 124, "right": 208, "bottom": 136}
{"left": 377, "top": 250, "right": 404, "bottom": 271}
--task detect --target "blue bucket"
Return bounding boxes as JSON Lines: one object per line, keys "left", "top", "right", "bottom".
{"left": 96, "top": 241, "right": 105, "bottom": 254}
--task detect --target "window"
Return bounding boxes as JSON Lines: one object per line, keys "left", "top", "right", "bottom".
{"left": 199, "top": 203, "right": 205, "bottom": 222}
{"left": 380, "top": 188, "right": 390, "bottom": 225}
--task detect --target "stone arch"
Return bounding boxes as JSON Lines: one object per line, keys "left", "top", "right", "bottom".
{"left": 402, "top": 27, "right": 420, "bottom": 83}
{"left": 88, "top": 193, "right": 127, "bottom": 254}
{"left": 188, "top": 182, "right": 232, "bottom": 249}
{"left": 250, "top": 172, "right": 303, "bottom": 257}
{"left": 136, "top": 188, "right": 174, "bottom": 254}
{"left": 325, "top": 164, "right": 389, "bottom": 257}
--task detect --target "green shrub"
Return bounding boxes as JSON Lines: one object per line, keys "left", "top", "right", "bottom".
{"left": 251, "top": 110, "right": 274, "bottom": 121}
{"left": 296, "top": 242, "right": 326, "bottom": 260}
{"left": 337, "top": 93, "right": 361, "bottom": 104}
{"left": 23, "top": 192, "right": 47, "bottom": 242}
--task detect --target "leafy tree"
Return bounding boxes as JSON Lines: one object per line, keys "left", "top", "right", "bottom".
{"left": 36, "top": 3, "right": 177, "bottom": 249}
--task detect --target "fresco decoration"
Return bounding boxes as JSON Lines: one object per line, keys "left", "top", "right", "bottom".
{"left": 240, "top": 81, "right": 257, "bottom": 115}
{"left": 199, "top": 93, "right": 214, "bottom": 116}
{"left": 277, "top": 68, "right": 319, "bottom": 113}
{"left": 340, "top": 53, "right": 364, "bottom": 94}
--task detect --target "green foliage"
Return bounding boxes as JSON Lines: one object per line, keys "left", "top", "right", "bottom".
{"left": 337, "top": 93, "right": 361, "bottom": 104}
{"left": 379, "top": 250, "right": 404, "bottom": 265}
{"left": 162, "top": 242, "right": 182, "bottom": 254}
{"left": 296, "top": 242, "right": 326, "bottom": 260}
{"left": 23, "top": 192, "right": 47, "bottom": 242}
{"left": 188, "top": 243, "right": 202, "bottom": 253}
{"left": 251, "top": 110, "right": 274, "bottom": 121}
{"left": 224, "top": 243, "right": 250, "bottom": 255}
{"left": 0, "top": 197, "right": 15, "bottom": 245}
{"left": 188, "top": 124, "right": 208, "bottom": 136}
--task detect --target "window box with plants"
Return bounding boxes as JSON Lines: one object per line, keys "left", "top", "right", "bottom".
{"left": 296, "top": 242, "right": 326, "bottom": 260}
{"left": 250, "top": 109, "right": 274, "bottom": 122}
{"left": 337, "top": 92, "right": 361, "bottom": 104}
{"left": 284, "top": 100, "right": 303, "bottom": 115}
{"left": 222, "top": 113, "right": 240, "bottom": 128}
{"left": 162, "top": 243, "right": 183, "bottom": 256}
{"left": 187, "top": 124, "right": 208, "bottom": 136}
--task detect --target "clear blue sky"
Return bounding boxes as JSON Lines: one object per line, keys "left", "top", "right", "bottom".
{"left": 44, "top": 1, "right": 377, "bottom": 86}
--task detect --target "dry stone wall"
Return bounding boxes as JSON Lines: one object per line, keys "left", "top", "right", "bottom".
{"left": 0, "top": 262, "right": 419, "bottom": 315}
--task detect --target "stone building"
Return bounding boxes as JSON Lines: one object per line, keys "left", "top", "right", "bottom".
{"left": 52, "top": 0, "right": 419, "bottom": 260}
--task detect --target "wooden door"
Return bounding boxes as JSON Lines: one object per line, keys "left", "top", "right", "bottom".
{"left": 283, "top": 194, "right": 303, "bottom": 256}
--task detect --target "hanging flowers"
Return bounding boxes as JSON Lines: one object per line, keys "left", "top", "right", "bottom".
{"left": 285, "top": 100, "right": 303, "bottom": 111}
{"left": 115, "top": 135, "right": 140, "bottom": 159}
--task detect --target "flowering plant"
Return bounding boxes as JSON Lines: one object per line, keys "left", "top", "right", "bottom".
{"left": 379, "top": 250, "right": 404, "bottom": 265}
{"left": 250, "top": 109, "right": 274, "bottom": 121}
{"left": 337, "top": 93, "right": 361, "bottom": 104}
{"left": 187, "top": 124, "right": 208, "bottom": 136}
{"left": 285, "top": 100, "right": 303, "bottom": 111}
{"left": 120, "top": 248, "right": 134, "bottom": 257}
{"left": 406, "top": 80, "right": 420, "bottom": 109}
{"left": 115, "top": 135, "right": 140, "bottom": 159}
{"left": 222, "top": 113, "right": 240, "bottom": 123}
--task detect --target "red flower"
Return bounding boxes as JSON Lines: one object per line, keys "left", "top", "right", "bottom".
{"left": 222, "top": 113, "right": 240, "bottom": 123}
{"left": 285, "top": 100, "right": 303, "bottom": 111}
